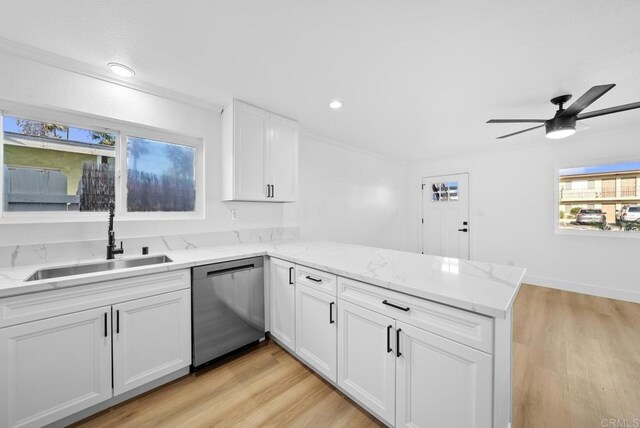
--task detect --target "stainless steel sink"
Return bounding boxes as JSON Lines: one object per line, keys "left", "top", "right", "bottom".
{"left": 25, "top": 255, "right": 173, "bottom": 282}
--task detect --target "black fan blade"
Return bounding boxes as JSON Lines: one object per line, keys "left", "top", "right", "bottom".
{"left": 496, "top": 124, "right": 544, "bottom": 139}
{"left": 577, "top": 101, "right": 640, "bottom": 120}
{"left": 559, "top": 84, "right": 615, "bottom": 117}
{"left": 487, "top": 119, "right": 546, "bottom": 123}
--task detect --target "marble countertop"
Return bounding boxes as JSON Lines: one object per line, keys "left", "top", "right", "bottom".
{"left": 0, "top": 240, "right": 526, "bottom": 318}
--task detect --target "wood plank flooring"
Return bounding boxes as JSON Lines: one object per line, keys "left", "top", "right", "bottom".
{"left": 74, "top": 284, "right": 640, "bottom": 428}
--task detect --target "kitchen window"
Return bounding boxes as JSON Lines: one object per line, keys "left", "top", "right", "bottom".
{"left": 0, "top": 106, "right": 203, "bottom": 220}
{"left": 558, "top": 161, "right": 640, "bottom": 234}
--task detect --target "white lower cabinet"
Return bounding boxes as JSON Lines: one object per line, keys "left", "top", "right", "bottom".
{"left": 113, "top": 289, "right": 191, "bottom": 395}
{"left": 337, "top": 299, "right": 396, "bottom": 426}
{"left": 0, "top": 270, "right": 191, "bottom": 428}
{"left": 295, "top": 283, "right": 336, "bottom": 382}
{"left": 395, "top": 321, "right": 493, "bottom": 428}
{"left": 0, "top": 307, "right": 113, "bottom": 428}
{"left": 270, "top": 258, "right": 296, "bottom": 350}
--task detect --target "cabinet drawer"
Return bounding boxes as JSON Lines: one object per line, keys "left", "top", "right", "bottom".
{"left": 337, "top": 276, "right": 493, "bottom": 353}
{"left": 296, "top": 265, "right": 337, "bottom": 295}
{"left": 0, "top": 270, "right": 190, "bottom": 328}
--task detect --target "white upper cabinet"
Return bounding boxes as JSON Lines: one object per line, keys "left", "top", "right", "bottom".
{"left": 222, "top": 100, "right": 298, "bottom": 202}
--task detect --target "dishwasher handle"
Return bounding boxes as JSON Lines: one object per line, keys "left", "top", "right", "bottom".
{"left": 205, "top": 264, "right": 255, "bottom": 278}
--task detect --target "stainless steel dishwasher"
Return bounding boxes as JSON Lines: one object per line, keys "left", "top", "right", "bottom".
{"left": 192, "top": 257, "right": 265, "bottom": 369}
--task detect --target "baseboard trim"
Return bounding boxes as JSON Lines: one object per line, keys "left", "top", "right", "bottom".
{"left": 524, "top": 274, "right": 640, "bottom": 304}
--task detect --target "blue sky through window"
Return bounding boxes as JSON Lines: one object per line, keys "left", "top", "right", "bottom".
{"left": 560, "top": 161, "right": 640, "bottom": 176}
{"left": 2, "top": 115, "right": 114, "bottom": 145}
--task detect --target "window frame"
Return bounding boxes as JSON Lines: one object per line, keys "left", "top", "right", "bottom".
{"left": 555, "top": 159, "right": 640, "bottom": 239}
{"left": 0, "top": 102, "right": 204, "bottom": 223}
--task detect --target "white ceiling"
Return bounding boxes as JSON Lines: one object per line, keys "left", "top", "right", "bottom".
{"left": 0, "top": 0, "right": 639, "bottom": 161}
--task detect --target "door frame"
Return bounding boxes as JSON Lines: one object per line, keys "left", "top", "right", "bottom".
{"left": 421, "top": 172, "right": 471, "bottom": 259}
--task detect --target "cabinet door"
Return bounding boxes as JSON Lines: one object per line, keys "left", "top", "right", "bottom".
{"left": 112, "top": 289, "right": 191, "bottom": 395}
{"left": 268, "top": 114, "right": 298, "bottom": 202}
{"left": 269, "top": 258, "right": 296, "bottom": 351}
{"left": 337, "top": 299, "right": 395, "bottom": 426}
{"left": 396, "top": 321, "right": 493, "bottom": 428}
{"left": 233, "top": 101, "right": 270, "bottom": 201}
{"left": 295, "top": 283, "right": 336, "bottom": 382}
{"left": 0, "top": 307, "right": 112, "bottom": 428}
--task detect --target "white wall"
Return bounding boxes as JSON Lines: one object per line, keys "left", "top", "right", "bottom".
{"left": 0, "top": 51, "right": 409, "bottom": 252}
{"left": 285, "top": 134, "right": 408, "bottom": 251}
{"left": 407, "top": 128, "right": 640, "bottom": 303}
{"left": 0, "top": 51, "right": 285, "bottom": 246}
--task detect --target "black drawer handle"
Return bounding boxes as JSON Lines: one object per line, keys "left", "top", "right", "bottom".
{"left": 382, "top": 300, "right": 410, "bottom": 312}
{"left": 329, "top": 302, "right": 335, "bottom": 324}
{"left": 305, "top": 275, "right": 322, "bottom": 283}
{"left": 104, "top": 312, "right": 108, "bottom": 337}
{"left": 387, "top": 325, "right": 392, "bottom": 353}
{"left": 396, "top": 328, "right": 402, "bottom": 358}
{"left": 116, "top": 310, "right": 120, "bottom": 334}
{"left": 289, "top": 267, "right": 294, "bottom": 285}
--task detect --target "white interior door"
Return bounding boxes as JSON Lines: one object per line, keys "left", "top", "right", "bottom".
{"left": 422, "top": 173, "right": 470, "bottom": 259}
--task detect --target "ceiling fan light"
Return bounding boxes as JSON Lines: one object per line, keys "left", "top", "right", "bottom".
{"left": 545, "top": 117, "right": 577, "bottom": 139}
{"left": 546, "top": 128, "right": 576, "bottom": 139}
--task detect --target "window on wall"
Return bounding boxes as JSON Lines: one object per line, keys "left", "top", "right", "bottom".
{"left": 1, "top": 108, "right": 202, "bottom": 219}
{"left": 126, "top": 137, "right": 196, "bottom": 212}
{"left": 2, "top": 114, "right": 116, "bottom": 212}
{"left": 558, "top": 161, "right": 640, "bottom": 234}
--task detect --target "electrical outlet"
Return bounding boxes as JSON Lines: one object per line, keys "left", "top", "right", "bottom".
{"left": 230, "top": 209, "right": 237, "bottom": 220}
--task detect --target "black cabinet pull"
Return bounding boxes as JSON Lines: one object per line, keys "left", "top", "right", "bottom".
{"left": 266, "top": 184, "right": 272, "bottom": 198}
{"left": 387, "top": 325, "right": 392, "bottom": 353}
{"left": 289, "top": 267, "right": 294, "bottom": 285}
{"left": 329, "top": 302, "right": 335, "bottom": 324}
{"left": 458, "top": 228, "right": 468, "bottom": 232}
{"left": 382, "top": 300, "right": 410, "bottom": 312}
{"left": 306, "top": 275, "right": 322, "bottom": 283}
{"left": 104, "top": 312, "right": 108, "bottom": 337}
{"left": 272, "top": 185, "right": 275, "bottom": 198}
{"left": 116, "top": 310, "right": 120, "bottom": 334}
{"left": 396, "top": 328, "right": 402, "bottom": 357}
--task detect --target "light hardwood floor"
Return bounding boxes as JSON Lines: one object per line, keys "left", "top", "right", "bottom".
{"left": 74, "top": 284, "right": 640, "bottom": 428}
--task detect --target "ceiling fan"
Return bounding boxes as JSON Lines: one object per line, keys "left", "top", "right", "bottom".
{"left": 487, "top": 84, "right": 640, "bottom": 139}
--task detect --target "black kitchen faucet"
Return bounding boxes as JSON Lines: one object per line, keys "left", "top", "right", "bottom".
{"left": 107, "top": 203, "right": 124, "bottom": 259}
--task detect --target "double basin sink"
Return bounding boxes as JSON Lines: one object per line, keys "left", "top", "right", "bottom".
{"left": 25, "top": 255, "right": 173, "bottom": 282}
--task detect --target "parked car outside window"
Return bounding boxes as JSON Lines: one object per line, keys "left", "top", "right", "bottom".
{"left": 575, "top": 208, "right": 606, "bottom": 224}
{"left": 620, "top": 206, "right": 640, "bottom": 222}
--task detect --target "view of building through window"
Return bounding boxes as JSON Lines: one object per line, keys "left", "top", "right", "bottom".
{"left": 2, "top": 115, "right": 116, "bottom": 212}
{"left": 559, "top": 161, "right": 640, "bottom": 233}
{"left": 126, "top": 137, "right": 196, "bottom": 212}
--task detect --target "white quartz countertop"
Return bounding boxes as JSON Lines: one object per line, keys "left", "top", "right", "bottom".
{"left": 0, "top": 240, "right": 526, "bottom": 318}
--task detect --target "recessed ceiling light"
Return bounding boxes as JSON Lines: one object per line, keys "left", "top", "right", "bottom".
{"left": 108, "top": 62, "right": 135, "bottom": 77}
{"left": 329, "top": 100, "right": 343, "bottom": 109}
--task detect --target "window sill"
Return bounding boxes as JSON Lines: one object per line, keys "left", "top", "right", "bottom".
{"left": 555, "top": 227, "right": 640, "bottom": 239}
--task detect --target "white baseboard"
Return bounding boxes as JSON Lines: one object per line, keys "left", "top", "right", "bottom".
{"left": 524, "top": 274, "right": 640, "bottom": 304}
